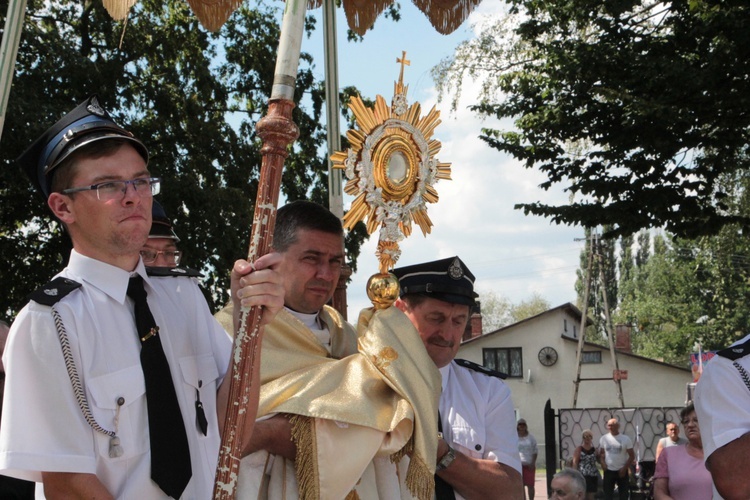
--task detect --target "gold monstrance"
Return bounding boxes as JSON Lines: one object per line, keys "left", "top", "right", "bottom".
{"left": 331, "top": 52, "right": 452, "bottom": 308}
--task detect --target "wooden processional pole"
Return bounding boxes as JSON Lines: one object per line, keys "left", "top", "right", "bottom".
{"left": 212, "top": 0, "right": 306, "bottom": 497}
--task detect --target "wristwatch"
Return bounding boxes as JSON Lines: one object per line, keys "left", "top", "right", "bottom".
{"left": 436, "top": 445, "right": 457, "bottom": 471}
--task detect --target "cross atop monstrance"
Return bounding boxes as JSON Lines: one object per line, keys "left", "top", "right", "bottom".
{"left": 331, "top": 52, "right": 452, "bottom": 307}
{"left": 397, "top": 51, "right": 410, "bottom": 88}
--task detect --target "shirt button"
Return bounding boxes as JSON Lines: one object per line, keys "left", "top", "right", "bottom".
{"left": 475, "top": 444, "right": 482, "bottom": 451}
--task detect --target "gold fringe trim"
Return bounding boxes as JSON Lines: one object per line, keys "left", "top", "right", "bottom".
{"left": 290, "top": 414, "right": 320, "bottom": 500}
{"left": 390, "top": 437, "right": 434, "bottom": 500}
{"left": 405, "top": 451, "right": 435, "bottom": 500}
{"left": 390, "top": 434, "right": 413, "bottom": 465}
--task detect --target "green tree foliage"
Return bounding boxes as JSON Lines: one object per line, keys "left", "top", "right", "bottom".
{"left": 478, "top": 291, "right": 513, "bottom": 331}
{"left": 433, "top": 0, "right": 750, "bottom": 239}
{"left": 606, "top": 171, "right": 750, "bottom": 364}
{"left": 509, "top": 291, "right": 550, "bottom": 323}
{"left": 0, "top": 0, "right": 367, "bottom": 318}
{"left": 478, "top": 290, "right": 551, "bottom": 331}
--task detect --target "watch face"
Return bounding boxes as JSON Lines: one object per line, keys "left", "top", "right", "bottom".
{"left": 437, "top": 447, "right": 456, "bottom": 471}
{"left": 538, "top": 346, "right": 558, "bottom": 366}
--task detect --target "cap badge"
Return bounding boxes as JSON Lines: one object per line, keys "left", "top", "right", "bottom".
{"left": 448, "top": 258, "right": 463, "bottom": 280}
{"left": 87, "top": 98, "right": 106, "bottom": 117}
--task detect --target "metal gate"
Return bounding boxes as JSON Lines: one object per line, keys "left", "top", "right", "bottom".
{"left": 543, "top": 400, "right": 682, "bottom": 497}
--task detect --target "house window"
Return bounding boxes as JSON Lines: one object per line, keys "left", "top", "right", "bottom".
{"left": 564, "top": 319, "right": 568, "bottom": 332}
{"left": 483, "top": 348, "right": 523, "bottom": 377}
{"left": 581, "top": 350, "right": 602, "bottom": 364}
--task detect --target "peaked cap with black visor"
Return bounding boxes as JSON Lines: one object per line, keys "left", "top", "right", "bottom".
{"left": 16, "top": 95, "right": 149, "bottom": 199}
{"left": 150, "top": 200, "right": 180, "bottom": 242}
{"left": 392, "top": 256, "right": 478, "bottom": 307}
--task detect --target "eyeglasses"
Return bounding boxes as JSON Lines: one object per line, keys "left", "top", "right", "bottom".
{"left": 140, "top": 249, "right": 181, "bottom": 266}
{"left": 62, "top": 177, "right": 161, "bottom": 201}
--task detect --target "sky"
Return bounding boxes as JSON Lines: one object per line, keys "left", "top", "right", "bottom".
{"left": 297, "top": 2, "right": 585, "bottom": 318}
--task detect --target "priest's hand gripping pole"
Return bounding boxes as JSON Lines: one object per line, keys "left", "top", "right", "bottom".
{"left": 213, "top": 1, "right": 305, "bottom": 497}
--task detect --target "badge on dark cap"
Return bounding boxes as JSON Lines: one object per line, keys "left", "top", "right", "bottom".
{"left": 392, "top": 256, "right": 478, "bottom": 306}
{"left": 16, "top": 95, "right": 149, "bottom": 199}
{"left": 87, "top": 100, "right": 107, "bottom": 116}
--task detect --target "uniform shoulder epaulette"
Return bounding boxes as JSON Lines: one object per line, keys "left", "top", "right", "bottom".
{"left": 27, "top": 277, "right": 82, "bottom": 306}
{"left": 717, "top": 336, "right": 750, "bottom": 360}
{"left": 146, "top": 266, "right": 203, "bottom": 278}
{"left": 455, "top": 358, "right": 508, "bottom": 379}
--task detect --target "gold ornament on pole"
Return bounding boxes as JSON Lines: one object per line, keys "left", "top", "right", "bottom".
{"left": 331, "top": 51, "right": 451, "bottom": 308}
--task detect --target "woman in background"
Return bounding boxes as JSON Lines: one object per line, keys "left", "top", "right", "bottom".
{"left": 517, "top": 419, "right": 538, "bottom": 500}
{"left": 653, "top": 403, "right": 712, "bottom": 499}
{"left": 573, "top": 429, "right": 599, "bottom": 500}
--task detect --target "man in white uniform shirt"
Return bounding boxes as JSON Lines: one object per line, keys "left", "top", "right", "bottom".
{"left": 393, "top": 256, "right": 523, "bottom": 500}
{"left": 694, "top": 333, "right": 750, "bottom": 499}
{"left": 0, "top": 95, "right": 284, "bottom": 498}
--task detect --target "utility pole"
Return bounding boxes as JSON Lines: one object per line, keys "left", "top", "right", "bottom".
{"left": 572, "top": 231, "right": 625, "bottom": 408}
{"left": 322, "top": 0, "right": 352, "bottom": 319}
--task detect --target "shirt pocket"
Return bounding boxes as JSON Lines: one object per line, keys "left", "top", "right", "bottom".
{"left": 87, "top": 364, "right": 149, "bottom": 460}
{"left": 451, "top": 423, "right": 485, "bottom": 459}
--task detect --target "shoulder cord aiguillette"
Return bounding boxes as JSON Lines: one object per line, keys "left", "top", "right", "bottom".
{"left": 51, "top": 306, "right": 124, "bottom": 458}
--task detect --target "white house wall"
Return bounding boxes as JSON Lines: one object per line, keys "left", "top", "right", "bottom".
{"left": 457, "top": 305, "right": 692, "bottom": 467}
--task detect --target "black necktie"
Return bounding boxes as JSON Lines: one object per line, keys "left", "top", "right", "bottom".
{"left": 127, "top": 275, "right": 192, "bottom": 498}
{"left": 436, "top": 411, "right": 456, "bottom": 500}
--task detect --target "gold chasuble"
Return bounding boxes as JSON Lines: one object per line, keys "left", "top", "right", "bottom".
{"left": 231, "top": 306, "right": 440, "bottom": 500}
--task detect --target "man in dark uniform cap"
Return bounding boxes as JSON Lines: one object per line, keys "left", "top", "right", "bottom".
{"left": 141, "top": 200, "right": 183, "bottom": 268}
{"left": 0, "top": 95, "right": 284, "bottom": 498}
{"left": 393, "top": 256, "right": 523, "bottom": 499}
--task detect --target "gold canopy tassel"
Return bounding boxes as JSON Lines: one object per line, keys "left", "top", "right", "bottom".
{"left": 102, "top": 0, "right": 136, "bottom": 21}
{"left": 342, "top": 0, "right": 392, "bottom": 36}
{"left": 98, "top": 0, "right": 483, "bottom": 38}
{"left": 412, "top": 0, "right": 483, "bottom": 35}
{"left": 185, "top": 0, "right": 242, "bottom": 32}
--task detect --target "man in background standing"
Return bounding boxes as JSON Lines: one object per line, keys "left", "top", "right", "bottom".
{"left": 655, "top": 421, "right": 686, "bottom": 462}
{"left": 598, "top": 418, "right": 634, "bottom": 500}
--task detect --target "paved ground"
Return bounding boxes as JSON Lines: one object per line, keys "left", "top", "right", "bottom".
{"left": 532, "top": 472, "right": 549, "bottom": 499}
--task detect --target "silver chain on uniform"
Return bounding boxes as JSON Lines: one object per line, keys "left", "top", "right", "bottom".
{"left": 51, "top": 306, "right": 123, "bottom": 457}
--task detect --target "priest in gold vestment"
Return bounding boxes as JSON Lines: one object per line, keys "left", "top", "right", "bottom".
{"left": 216, "top": 201, "right": 440, "bottom": 499}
